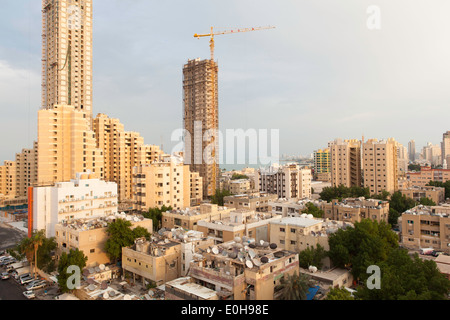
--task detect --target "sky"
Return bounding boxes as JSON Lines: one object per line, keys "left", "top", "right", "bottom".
{"left": 1, "top": 0, "right": 450, "bottom": 166}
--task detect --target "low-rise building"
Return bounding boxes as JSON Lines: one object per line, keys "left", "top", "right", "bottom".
{"left": 165, "top": 276, "right": 219, "bottom": 300}
{"left": 224, "top": 192, "right": 278, "bottom": 213}
{"left": 269, "top": 198, "right": 323, "bottom": 217}
{"left": 400, "top": 186, "right": 446, "bottom": 205}
{"left": 186, "top": 239, "right": 299, "bottom": 300}
{"left": 55, "top": 212, "right": 152, "bottom": 267}
{"left": 227, "top": 179, "right": 252, "bottom": 195}
{"left": 197, "top": 210, "right": 282, "bottom": 244}
{"left": 162, "top": 203, "right": 233, "bottom": 231}
{"left": 30, "top": 172, "right": 119, "bottom": 238}
{"left": 321, "top": 197, "right": 389, "bottom": 224}
{"left": 400, "top": 205, "right": 450, "bottom": 254}
{"left": 407, "top": 166, "right": 450, "bottom": 188}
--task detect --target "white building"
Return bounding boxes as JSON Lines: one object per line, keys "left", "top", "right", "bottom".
{"left": 29, "top": 172, "right": 118, "bottom": 238}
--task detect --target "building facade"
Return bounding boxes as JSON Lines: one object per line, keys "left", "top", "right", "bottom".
{"left": 407, "top": 166, "right": 450, "bottom": 187}
{"left": 321, "top": 197, "right": 390, "bottom": 224}
{"left": 329, "top": 139, "right": 362, "bottom": 188}
{"left": 224, "top": 192, "right": 278, "bottom": 213}
{"left": 314, "top": 148, "right": 331, "bottom": 181}
{"left": 400, "top": 186, "right": 446, "bottom": 205}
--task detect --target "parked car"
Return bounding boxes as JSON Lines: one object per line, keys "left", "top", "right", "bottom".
{"left": 1, "top": 258, "right": 16, "bottom": 267}
{"left": 23, "top": 291, "right": 36, "bottom": 299}
{"left": 20, "top": 276, "right": 35, "bottom": 285}
{"left": 27, "top": 280, "right": 47, "bottom": 291}
{"left": 1, "top": 272, "right": 9, "bottom": 280}
{"left": 17, "top": 273, "right": 31, "bottom": 281}
{"left": 432, "top": 250, "right": 443, "bottom": 257}
{"left": 0, "top": 258, "right": 13, "bottom": 266}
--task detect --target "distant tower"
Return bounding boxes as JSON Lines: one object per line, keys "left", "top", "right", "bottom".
{"left": 41, "top": 0, "right": 93, "bottom": 125}
{"left": 408, "top": 140, "right": 416, "bottom": 162}
{"left": 183, "top": 58, "right": 219, "bottom": 198}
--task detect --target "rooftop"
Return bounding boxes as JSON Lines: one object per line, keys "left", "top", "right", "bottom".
{"left": 58, "top": 212, "right": 146, "bottom": 231}
{"left": 271, "top": 216, "right": 322, "bottom": 228}
{"left": 166, "top": 277, "right": 218, "bottom": 300}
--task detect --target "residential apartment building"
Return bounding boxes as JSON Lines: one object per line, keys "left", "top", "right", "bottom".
{"left": 132, "top": 155, "right": 203, "bottom": 212}
{"left": 329, "top": 139, "right": 362, "bottom": 188}
{"left": 183, "top": 58, "right": 219, "bottom": 198}
{"left": 29, "top": 172, "right": 119, "bottom": 238}
{"left": 442, "top": 131, "right": 450, "bottom": 166}
{"left": 15, "top": 142, "right": 38, "bottom": 198}
{"left": 409, "top": 140, "right": 416, "bottom": 162}
{"left": 41, "top": 0, "right": 94, "bottom": 125}
{"left": 314, "top": 148, "right": 331, "bottom": 181}
{"left": 422, "top": 142, "right": 442, "bottom": 167}
{"left": 407, "top": 166, "right": 450, "bottom": 187}
{"left": 227, "top": 179, "right": 252, "bottom": 195}
{"left": 400, "top": 186, "right": 446, "bottom": 205}
{"left": 55, "top": 213, "right": 152, "bottom": 268}
{"left": 0, "top": 161, "right": 16, "bottom": 199}
{"left": 269, "top": 198, "right": 318, "bottom": 218}
{"left": 224, "top": 192, "right": 278, "bottom": 213}
{"left": 162, "top": 203, "right": 232, "bottom": 231}
{"left": 186, "top": 239, "right": 299, "bottom": 300}
{"left": 93, "top": 113, "right": 165, "bottom": 201}
{"left": 37, "top": 105, "right": 104, "bottom": 186}
{"left": 362, "top": 138, "right": 399, "bottom": 195}
{"left": 397, "top": 143, "right": 409, "bottom": 178}
{"left": 256, "top": 164, "right": 312, "bottom": 200}
{"left": 400, "top": 205, "right": 450, "bottom": 254}
{"left": 196, "top": 210, "right": 282, "bottom": 244}
{"left": 321, "top": 197, "right": 390, "bottom": 224}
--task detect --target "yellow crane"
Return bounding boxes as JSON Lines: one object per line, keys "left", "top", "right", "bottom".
{"left": 194, "top": 26, "right": 275, "bottom": 61}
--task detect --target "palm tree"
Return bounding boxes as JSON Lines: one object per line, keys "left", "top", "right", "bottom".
{"left": 18, "top": 230, "right": 46, "bottom": 279}
{"left": 31, "top": 231, "right": 45, "bottom": 278}
{"left": 276, "top": 272, "right": 311, "bottom": 300}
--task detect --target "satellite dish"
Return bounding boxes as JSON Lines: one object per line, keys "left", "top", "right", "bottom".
{"left": 270, "top": 243, "right": 277, "bottom": 250}
{"left": 103, "top": 292, "right": 110, "bottom": 299}
{"left": 249, "top": 243, "right": 256, "bottom": 249}
{"left": 123, "top": 294, "right": 131, "bottom": 301}
{"left": 109, "top": 291, "right": 116, "bottom": 297}
{"left": 148, "top": 290, "right": 154, "bottom": 297}
{"left": 99, "top": 264, "right": 105, "bottom": 271}
{"left": 260, "top": 256, "right": 269, "bottom": 264}
{"left": 222, "top": 251, "right": 228, "bottom": 257}
{"left": 246, "top": 260, "right": 254, "bottom": 268}
{"left": 207, "top": 248, "right": 211, "bottom": 253}
{"left": 248, "top": 249, "right": 256, "bottom": 259}
{"left": 252, "top": 258, "right": 261, "bottom": 267}
{"left": 234, "top": 237, "right": 242, "bottom": 243}
{"left": 88, "top": 284, "right": 96, "bottom": 291}
{"left": 95, "top": 266, "right": 101, "bottom": 273}
{"left": 263, "top": 242, "right": 270, "bottom": 248}
{"left": 212, "top": 246, "right": 219, "bottom": 255}
{"left": 229, "top": 252, "right": 237, "bottom": 259}
{"left": 89, "top": 268, "right": 95, "bottom": 274}
{"left": 260, "top": 240, "right": 265, "bottom": 246}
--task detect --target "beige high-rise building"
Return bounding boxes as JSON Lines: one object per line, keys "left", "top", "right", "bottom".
{"left": 396, "top": 142, "right": 409, "bottom": 178}
{"left": 422, "top": 142, "right": 442, "bottom": 167}
{"left": 93, "top": 114, "right": 165, "bottom": 201}
{"left": 362, "top": 138, "right": 399, "bottom": 195}
{"left": 183, "top": 58, "right": 219, "bottom": 198}
{"left": 441, "top": 131, "right": 450, "bottom": 166}
{"left": 42, "top": 0, "right": 93, "bottom": 125}
{"left": 329, "top": 139, "right": 362, "bottom": 188}
{"left": 15, "top": 142, "right": 38, "bottom": 198}
{"left": 132, "top": 155, "right": 203, "bottom": 213}
{"left": 37, "top": 105, "right": 104, "bottom": 186}
{"left": 0, "top": 161, "right": 17, "bottom": 199}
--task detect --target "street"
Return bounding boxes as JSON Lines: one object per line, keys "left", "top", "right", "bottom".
{"left": 0, "top": 277, "right": 28, "bottom": 300}
{"left": 0, "top": 222, "right": 26, "bottom": 251}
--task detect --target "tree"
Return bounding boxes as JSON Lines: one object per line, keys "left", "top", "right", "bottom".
{"left": 371, "top": 190, "right": 390, "bottom": 201}
{"left": 327, "top": 219, "right": 398, "bottom": 280}
{"left": 211, "top": 189, "right": 231, "bottom": 206}
{"left": 326, "top": 287, "right": 355, "bottom": 300}
{"left": 408, "top": 164, "right": 422, "bottom": 172}
{"left": 276, "top": 272, "right": 311, "bottom": 300}
{"left": 143, "top": 205, "right": 172, "bottom": 231}
{"left": 132, "top": 226, "right": 151, "bottom": 240}
{"left": 298, "top": 244, "right": 327, "bottom": 269}
{"left": 301, "top": 202, "right": 324, "bottom": 218}
{"left": 36, "top": 236, "right": 57, "bottom": 273}
{"left": 104, "top": 218, "right": 135, "bottom": 262}
{"left": 388, "top": 191, "right": 417, "bottom": 227}
{"left": 319, "top": 185, "right": 370, "bottom": 202}
{"left": 231, "top": 173, "right": 249, "bottom": 180}
{"left": 427, "top": 181, "right": 450, "bottom": 199}
{"left": 18, "top": 230, "right": 47, "bottom": 278}
{"left": 419, "top": 197, "right": 436, "bottom": 206}
{"left": 355, "top": 249, "right": 450, "bottom": 300}
{"left": 57, "top": 249, "right": 88, "bottom": 293}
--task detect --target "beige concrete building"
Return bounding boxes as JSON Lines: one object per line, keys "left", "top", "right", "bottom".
{"left": 132, "top": 155, "right": 203, "bottom": 212}
{"left": 314, "top": 148, "right": 331, "bottom": 181}
{"left": 400, "top": 186, "right": 446, "bottom": 205}
{"left": 362, "top": 138, "right": 399, "bottom": 195}
{"left": 224, "top": 192, "right": 278, "bottom": 213}
{"left": 442, "top": 131, "right": 450, "bottom": 167}
{"left": 321, "top": 197, "right": 389, "bottom": 224}
{"left": 186, "top": 239, "right": 299, "bottom": 300}
{"left": 15, "top": 142, "right": 38, "bottom": 198}
{"left": 400, "top": 205, "right": 450, "bottom": 254}
{"left": 55, "top": 213, "right": 152, "bottom": 268}
{"left": 93, "top": 113, "right": 165, "bottom": 201}
{"left": 256, "top": 164, "right": 312, "bottom": 200}
{"left": 183, "top": 58, "right": 219, "bottom": 198}
{"left": 407, "top": 166, "right": 450, "bottom": 187}
{"left": 165, "top": 277, "right": 219, "bottom": 300}
{"left": 422, "top": 142, "right": 442, "bottom": 167}
{"left": 122, "top": 238, "right": 181, "bottom": 286}
{"left": 269, "top": 198, "right": 319, "bottom": 218}
{"left": 41, "top": 0, "right": 94, "bottom": 125}
{"left": 0, "top": 161, "right": 16, "bottom": 199}
{"left": 197, "top": 210, "right": 282, "bottom": 244}
{"left": 162, "top": 203, "right": 232, "bottom": 231}
{"left": 37, "top": 105, "right": 104, "bottom": 186}
{"left": 329, "top": 139, "right": 362, "bottom": 188}
{"left": 227, "top": 179, "right": 252, "bottom": 195}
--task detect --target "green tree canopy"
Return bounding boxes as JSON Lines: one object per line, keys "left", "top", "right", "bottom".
{"left": 276, "top": 272, "right": 312, "bottom": 300}
{"left": 142, "top": 205, "right": 173, "bottom": 231}
{"left": 211, "top": 189, "right": 231, "bottom": 206}
{"left": 419, "top": 197, "right": 436, "bottom": 206}
{"left": 301, "top": 202, "right": 324, "bottom": 218}
{"left": 57, "top": 249, "right": 88, "bottom": 293}
{"left": 231, "top": 173, "right": 249, "bottom": 180}
{"left": 104, "top": 218, "right": 136, "bottom": 262}
{"left": 355, "top": 249, "right": 450, "bottom": 300}
{"left": 298, "top": 244, "right": 327, "bottom": 269}
{"left": 388, "top": 191, "right": 417, "bottom": 227}
{"left": 327, "top": 219, "right": 398, "bottom": 279}
{"left": 326, "top": 287, "right": 355, "bottom": 300}
{"left": 408, "top": 164, "right": 422, "bottom": 172}
{"left": 319, "top": 185, "right": 370, "bottom": 202}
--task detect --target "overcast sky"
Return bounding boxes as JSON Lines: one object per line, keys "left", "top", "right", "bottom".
{"left": 1, "top": 0, "right": 450, "bottom": 165}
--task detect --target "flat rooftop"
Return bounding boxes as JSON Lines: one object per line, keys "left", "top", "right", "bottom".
{"left": 166, "top": 277, "right": 218, "bottom": 300}
{"left": 270, "top": 216, "right": 322, "bottom": 228}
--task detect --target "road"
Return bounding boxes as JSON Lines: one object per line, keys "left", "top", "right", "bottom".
{"left": 0, "top": 277, "right": 28, "bottom": 300}
{"left": 0, "top": 222, "right": 26, "bottom": 251}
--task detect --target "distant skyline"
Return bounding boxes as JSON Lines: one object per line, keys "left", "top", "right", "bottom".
{"left": 1, "top": 0, "right": 450, "bottom": 165}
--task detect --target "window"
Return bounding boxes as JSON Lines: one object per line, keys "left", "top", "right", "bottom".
{"left": 280, "top": 228, "right": 285, "bottom": 232}
{"left": 90, "top": 249, "right": 95, "bottom": 253}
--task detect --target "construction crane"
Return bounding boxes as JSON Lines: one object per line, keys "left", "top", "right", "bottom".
{"left": 194, "top": 26, "right": 275, "bottom": 61}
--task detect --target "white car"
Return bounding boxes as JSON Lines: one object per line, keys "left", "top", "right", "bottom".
{"left": 1, "top": 272, "right": 9, "bottom": 280}
{"left": 23, "top": 291, "right": 36, "bottom": 299}
{"left": 27, "top": 280, "right": 47, "bottom": 291}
